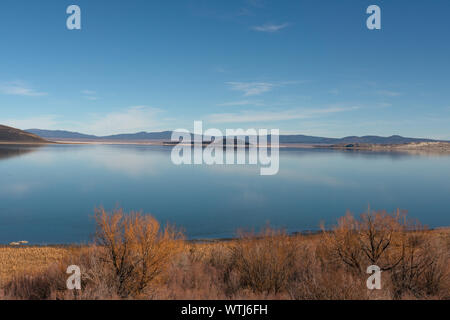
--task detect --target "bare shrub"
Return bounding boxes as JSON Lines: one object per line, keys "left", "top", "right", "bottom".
{"left": 320, "top": 208, "right": 450, "bottom": 300}
{"left": 288, "top": 267, "right": 370, "bottom": 300}
{"left": 226, "top": 227, "right": 300, "bottom": 295}
{"left": 321, "top": 208, "right": 408, "bottom": 273}
{"left": 390, "top": 232, "right": 450, "bottom": 299}
{"left": 156, "top": 256, "right": 226, "bottom": 300}
{"left": 286, "top": 238, "right": 373, "bottom": 300}
{"left": 94, "top": 207, "right": 184, "bottom": 298}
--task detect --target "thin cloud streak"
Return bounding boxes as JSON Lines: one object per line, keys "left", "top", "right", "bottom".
{"left": 206, "top": 106, "right": 359, "bottom": 124}
{"left": 217, "top": 100, "right": 264, "bottom": 107}
{"left": 226, "top": 81, "right": 276, "bottom": 96}
{"left": 226, "top": 81, "right": 301, "bottom": 96}
{"left": 0, "top": 81, "right": 47, "bottom": 96}
{"left": 251, "top": 23, "right": 289, "bottom": 33}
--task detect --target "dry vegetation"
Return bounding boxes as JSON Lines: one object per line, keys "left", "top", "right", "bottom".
{"left": 0, "top": 208, "right": 449, "bottom": 300}
{"left": 0, "top": 247, "right": 67, "bottom": 284}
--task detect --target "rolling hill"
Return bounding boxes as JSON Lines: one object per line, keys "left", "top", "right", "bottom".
{"left": 26, "top": 129, "right": 173, "bottom": 141}
{"left": 26, "top": 129, "right": 445, "bottom": 145}
{"left": 0, "top": 125, "right": 49, "bottom": 143}
{"left": 26, "top": 129, "right": 97, "bottom": 140}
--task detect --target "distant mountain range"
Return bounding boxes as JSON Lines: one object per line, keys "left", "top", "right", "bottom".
{"left": 26, "top": 129, "right": 174, "bottom": 141}
{"left": 25, "top": 129, "right": 445, "bottom": 145}
{"left": 0, "top": 125, "right": 49, "bottom": 143}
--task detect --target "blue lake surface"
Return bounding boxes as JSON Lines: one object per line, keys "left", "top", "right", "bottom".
{"left": 0, "top": 144, "right": 449, "bottom": 244}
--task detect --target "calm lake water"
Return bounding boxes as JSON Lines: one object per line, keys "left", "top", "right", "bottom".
{"left": 1, "top": 144, "right": 449, "bottom": 244}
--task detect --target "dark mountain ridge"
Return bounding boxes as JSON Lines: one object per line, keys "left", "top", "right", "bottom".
{"left": 27, "top": 129, "right": 173, "bottom": 141}
{"left": 26, "top": 129, "right": 445, "bottom": 145}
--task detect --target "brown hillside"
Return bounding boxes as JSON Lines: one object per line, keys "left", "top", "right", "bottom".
{"left": 0, "top": 125, "right": 49, "bottom": 143}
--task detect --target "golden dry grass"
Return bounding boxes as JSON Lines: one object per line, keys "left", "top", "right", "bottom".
{"left": 0, "top": 247, "right": 68, "bottom": 284}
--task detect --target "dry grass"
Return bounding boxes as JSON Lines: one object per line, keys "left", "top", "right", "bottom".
{"left": 0, "top": 247, "right": 67, "bottom": 285}
{"left": 1, "top": 209, "right": 449, "bottom": 300}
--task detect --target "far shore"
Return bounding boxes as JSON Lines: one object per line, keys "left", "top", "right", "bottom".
{"left": 1, "top": 139, "right": 324, "bottom": 148}
{"left": 2, "top": 225, "right": 449, "bottom": 247}
{"left": 2, "top": 139, "right": 450, "bottom": 154}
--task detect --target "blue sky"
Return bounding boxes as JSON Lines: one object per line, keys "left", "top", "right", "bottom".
{"left": 0, "top": 0, "right": 449, "bottom": 138}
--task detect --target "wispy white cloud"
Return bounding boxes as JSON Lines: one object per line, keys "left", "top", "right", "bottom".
{"left": 226, "top": 81, "right": 300, "bottom": 96}
{"left": 0, "top": 81, "right": 47, "bottom": 96}
{"left": 217, "top": 100, "right": 264, "bottom": 107}
{"left": 251, "top": 23, "right": 289, "bottom": 33}
{"left": 78, "top": 106, "right": 163, "bottom": 135}
{"left": 226, "top": 81, "right": 276, "bottom": 96}
{"left": 206, "top": 106, "right": 359, "bottom": 124}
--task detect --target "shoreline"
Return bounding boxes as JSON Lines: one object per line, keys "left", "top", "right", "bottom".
{"left": 3, "top": 226, "right": 449, "bottom": 247}
{"left": 2, "top": 139, "right": 450, "bottom": 150}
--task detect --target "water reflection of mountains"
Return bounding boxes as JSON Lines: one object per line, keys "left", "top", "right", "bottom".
{"left": 0, "top": 145, "right": 42, "bottom": 161}
{"left": 280, "top": 147, "right": 450, "bottom": 160}
{"left": 1, "top": 144, "right": 448, "bottom": 163}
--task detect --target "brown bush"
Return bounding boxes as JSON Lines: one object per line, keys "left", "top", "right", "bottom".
{"left": 225, "top": 227, "right": 300, "bottom": 295}
{"left": 93, "top": 208, "right": 184, "bottom": 298}
{"left": 389, "top": 232, "right": 450, "bottom": 299}
{"left": 320, "top": 208, "right": 450, "bottom": 299}
{"left": 156, "top": 254, "right": 226, "bottom": 300}
{"left": 321, "top": 208, "right": 409, "bottom": 273}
